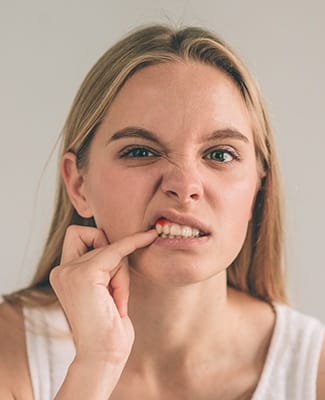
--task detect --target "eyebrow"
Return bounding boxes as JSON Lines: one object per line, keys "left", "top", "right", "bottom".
{"left": 106, "top": 126, "right": 249, "bottom": 145}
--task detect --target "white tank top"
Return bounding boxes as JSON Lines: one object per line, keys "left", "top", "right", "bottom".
{"left": 22, "top": 302, "right": 325, "bottom": 399}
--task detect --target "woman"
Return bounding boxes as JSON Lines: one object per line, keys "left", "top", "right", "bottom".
{"left": 0, "top": 24, "right": 324, "bottom": 399}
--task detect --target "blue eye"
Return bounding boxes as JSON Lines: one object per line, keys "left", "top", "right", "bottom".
{"left": 120, "top": 146, "right": 157, "bottom": 158}
{"left": 205, "top": 149, "right": 238, "bottom": 163}
{"left": 119, "top": 146, "right": 239, "bottom": 163}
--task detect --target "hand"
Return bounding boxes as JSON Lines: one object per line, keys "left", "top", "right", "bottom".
{"left": 49, "top": 225, "right": 157, "bottom": 365}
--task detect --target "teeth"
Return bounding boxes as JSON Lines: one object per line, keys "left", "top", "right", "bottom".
{"left": 170, "top": 224, "right": 181, "bottom": 236}
{"left": 162, "top": 224, "right": 170, "bottom": 235}
{"left": 192, "top": 228, "right": 199, "bottom": 237}
{"left": 181, "top": 226, "right": 191, "bottom": 237}
{"left": 155, "top": 221, "right": 203, "bottom": 239}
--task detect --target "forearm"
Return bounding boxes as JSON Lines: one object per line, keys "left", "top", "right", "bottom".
{"left": 54, "top": 357, "right": 124, "bottom": 400}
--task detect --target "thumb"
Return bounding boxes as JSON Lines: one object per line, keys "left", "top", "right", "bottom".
{"left": 109, "top": 257, "right": 130, "bottom": 317}
{"left": 121, "top": 314, "right": 135, "bottom": 345}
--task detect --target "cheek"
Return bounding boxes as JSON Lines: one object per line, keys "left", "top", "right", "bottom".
{"left": 215, "top": 170, "right": 258, "bottom": 237}
{"left": 85, "top": 167, "right": 153, "bottom": 240}
{"left": 225, "top": 159, "right": 259, "bottom": 214}
{"left": 228, "top": 180, "right": 257, "bottom": 218}
{"left": 208, "top": 174, "right": 258, "bottom": 267}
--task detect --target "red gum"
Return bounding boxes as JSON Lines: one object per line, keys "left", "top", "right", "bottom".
{"left": 156, "top": 218, "right": 170, "bottom": 226}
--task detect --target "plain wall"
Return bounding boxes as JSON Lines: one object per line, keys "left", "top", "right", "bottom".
{"left": 0, "top": 0, "right": 324, "bottom": 321}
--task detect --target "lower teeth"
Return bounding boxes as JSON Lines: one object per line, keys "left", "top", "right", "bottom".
{"left": 159, "top": 233, "right": 199, "bottom": 239}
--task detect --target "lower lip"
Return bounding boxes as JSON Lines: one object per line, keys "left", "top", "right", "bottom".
{"left": 152, "top": 234, "right": 210, "bottom": 249}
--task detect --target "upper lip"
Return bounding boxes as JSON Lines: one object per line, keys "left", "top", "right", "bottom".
{"left": 148, "top": 210, "right": 212, "bottom": 235}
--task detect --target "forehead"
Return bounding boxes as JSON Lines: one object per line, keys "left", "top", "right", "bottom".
{"left": 101, "top": 61, "right": 253, "bottom": 143}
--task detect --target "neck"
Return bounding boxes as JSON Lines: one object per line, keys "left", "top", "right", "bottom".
{"left": 126, "top": 270, "right": 241, "bottom": 379}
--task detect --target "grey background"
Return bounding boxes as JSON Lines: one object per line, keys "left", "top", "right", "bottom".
{"left": 0, "top": 1, "right": 324, "bottom": 321}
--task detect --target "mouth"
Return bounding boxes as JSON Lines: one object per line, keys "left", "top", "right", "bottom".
{"left": 149, "top": 215, "right": 211, "bottom": 240}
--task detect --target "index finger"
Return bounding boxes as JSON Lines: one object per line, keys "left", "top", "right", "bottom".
{"left": 96, "top": 229, "right": 158, "bottom": 268}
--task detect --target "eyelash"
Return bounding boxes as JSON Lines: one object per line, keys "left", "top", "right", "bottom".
{"left": 119, "top": 145, "right": 241, "bottom": 163}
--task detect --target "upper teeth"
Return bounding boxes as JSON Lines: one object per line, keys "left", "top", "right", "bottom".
{"left": 155, "top": 222, "right": 201, "bottom": 238}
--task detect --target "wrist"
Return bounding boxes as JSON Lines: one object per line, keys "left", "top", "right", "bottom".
{"left": 73, "top": 348, "right": 129, "bottom": 366}
{"left": 72, "top": 354, "right": 126, "bottom": 375}
{"left": 54, "top": 357, "right": 125, "bottom": 399}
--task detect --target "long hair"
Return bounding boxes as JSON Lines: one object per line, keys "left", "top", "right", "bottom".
{"left": 4, "top": 23, "right": 288, "bottom": 307}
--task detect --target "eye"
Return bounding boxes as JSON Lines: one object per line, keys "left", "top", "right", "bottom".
{"left": 119, "top": 146, "right": 158, "bottom": 158}
{"left": 204, "top": 148, "right": 240, "bottom": 163}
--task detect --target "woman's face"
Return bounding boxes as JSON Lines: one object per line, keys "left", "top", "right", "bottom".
{"left": 80, "top": 61, "right": 260, "bottom": 286}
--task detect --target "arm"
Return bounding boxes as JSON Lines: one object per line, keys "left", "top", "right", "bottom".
{"left": 54, "top": 358, "right": 124, "bottom": 400}
{"left": 0, "top": 386, "right": 14, "bottom": 400}
{"left": 0, "top": 302, "right": 30, "bottom": 400}
{"left": 317, "top": 334, "right": 325, "bottom": 400}
{"left": 50, "top": 226, "right": 157, "bottom": 399}
{"left": 0, "top": 358, "right": 14, "bottom": 400}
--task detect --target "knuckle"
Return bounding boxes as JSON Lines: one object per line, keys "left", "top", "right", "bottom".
{"left": 115, "top": 248, "right": 124, "bottom": 260}
{"left": 65, "top": 224, "right": 81, "bottom": 237}
{"left": 49, "top": 264, "right": 60, "bottom": 277}
{"left": 49, "top": 264, "right": 68, "bottom": 281}
{"left": 49, "top": 265, "right": 61, "bottom": 286}
{"left": 111, "top": 242, "right": 128, "bottom": 260}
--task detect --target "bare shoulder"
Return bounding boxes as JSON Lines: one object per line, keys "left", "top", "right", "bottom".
{"left": 0, "top": 301, "right": 33, "bottom": 399}
{"left": 229, "top": 287, "right": 276, "bottom": 331}
{"left": 317, "top": 333, "right": 325, "bottom": 400}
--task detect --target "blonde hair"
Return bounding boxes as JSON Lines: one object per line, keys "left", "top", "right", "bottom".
{"left": 4, "top": 23, "right": 288, "bottom": 307}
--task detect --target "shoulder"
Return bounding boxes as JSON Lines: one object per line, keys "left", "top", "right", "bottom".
{"left": 0, "top": 301, "right": 33, "bottom": 399}
{"left": 0, "top": 301, "right": 24, "bottom": 373}
{"left": 317, "top": 333, "right": 325, "bottom": 400}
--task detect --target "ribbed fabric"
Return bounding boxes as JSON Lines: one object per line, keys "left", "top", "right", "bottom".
{"left": 251, "top": 303, "right": 325, "bottom": 399}
{"left": 21, "top": 303, "right": 324, "bottom": 400}
{"left": 22, "top": 306, "right": 75, "bottom": 399}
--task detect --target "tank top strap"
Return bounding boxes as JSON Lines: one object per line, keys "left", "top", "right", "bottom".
{"left": 252, "top": 302, "right": 325, "bottom": 400}
{"left": 23, "top": 305, "right": 75, "bottom": 400}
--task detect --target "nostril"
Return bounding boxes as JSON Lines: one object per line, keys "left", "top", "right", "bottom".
{"left": 164, "top": 191, "right": 201, "bottom": 203}
{"left": 166, "top": 190, "right": 179, "bottom": 198}
{"left": 190, "top": 193, "right": 200, "bottom": 200}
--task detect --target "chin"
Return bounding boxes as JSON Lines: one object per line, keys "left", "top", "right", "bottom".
{"left": 128, "top": 250, "right": 224, "bottom": 288}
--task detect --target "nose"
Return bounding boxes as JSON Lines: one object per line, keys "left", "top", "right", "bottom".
{"left": 160, "top": 162, "right": 204, "bottom": 204}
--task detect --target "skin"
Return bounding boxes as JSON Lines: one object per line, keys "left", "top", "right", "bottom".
{"left": 0, "top": 61, "right": 324, "bottom": 399}
{"left": 72, "top": 61, "right": 260, "bottom": 285}
{"left": 61, "top": 61, "right": 276, "bottom": 398}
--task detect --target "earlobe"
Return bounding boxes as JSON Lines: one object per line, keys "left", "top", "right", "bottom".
{"left": 61, "top": 152, "right": 93, "bottom": 218}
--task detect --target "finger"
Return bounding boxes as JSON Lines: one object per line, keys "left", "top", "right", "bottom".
{"left": 94, "top": 229, "right": 158, "bottom": 270}
{"left": 61, "top": 225, "right": 109, "bottom": 264}
{"left": 109, "top": 258, "right": 130, "bottom": 317}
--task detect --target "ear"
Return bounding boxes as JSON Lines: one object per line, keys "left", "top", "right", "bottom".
{"left": 61, "top": 152, "right": 93, "bottom": 218}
